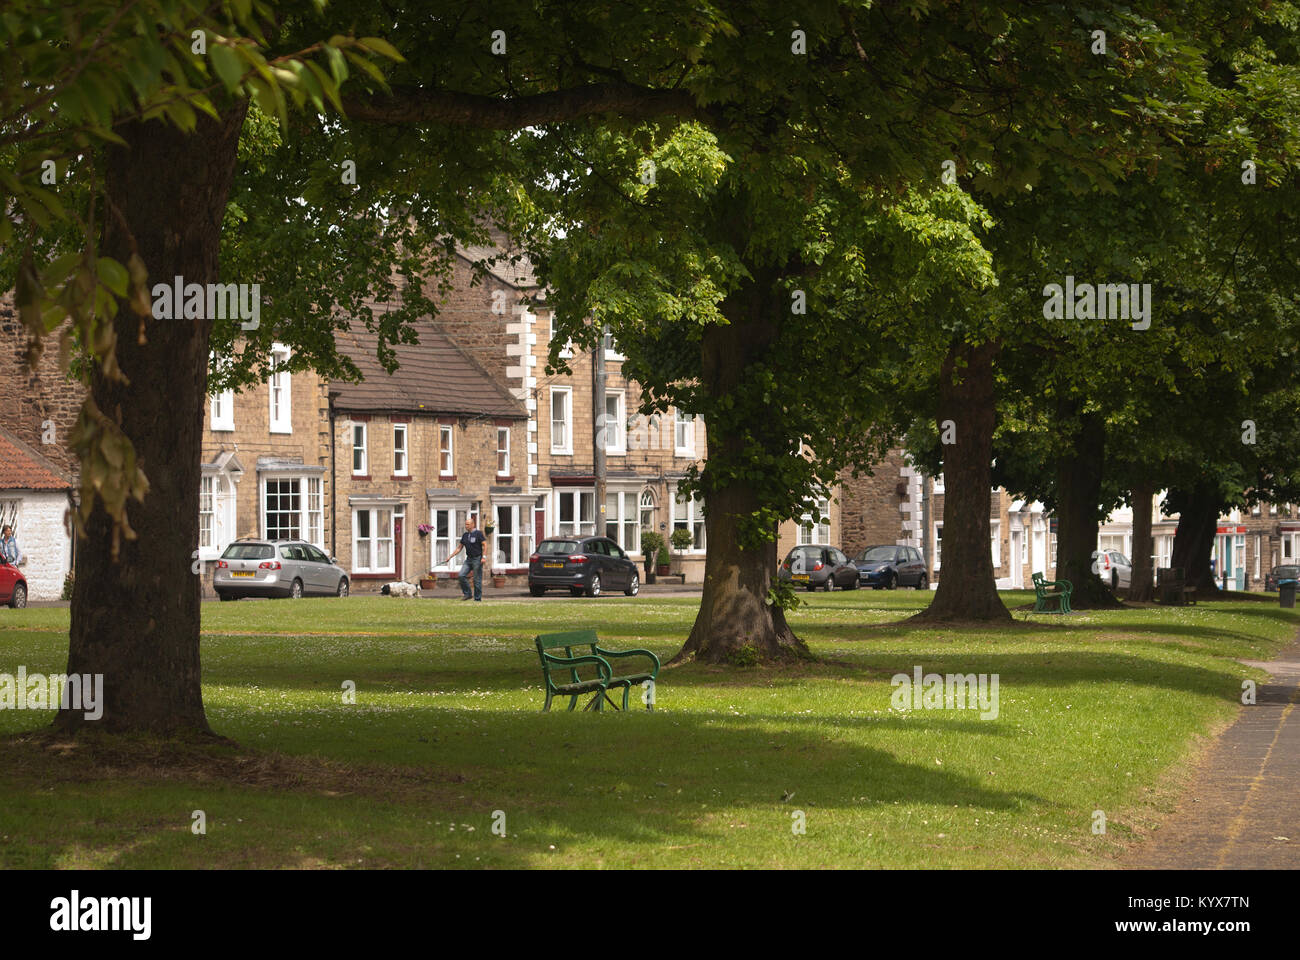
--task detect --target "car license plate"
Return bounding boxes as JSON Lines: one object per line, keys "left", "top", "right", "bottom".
{"left": 793, "top": 574, "right": 809, "bottom": 581}
{"left": 230, "top": 571, "right": 254, "bottom": 578}
{"left": 543, "top": 562, "right": 563, "bottom": 569}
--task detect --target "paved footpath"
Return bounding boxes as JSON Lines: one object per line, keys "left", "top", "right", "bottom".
{"left": 1125, "top": 634, "right": 1300, "bottom": 869}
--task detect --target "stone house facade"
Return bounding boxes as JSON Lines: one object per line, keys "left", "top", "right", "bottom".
{"left": 426, "top": 232, "right": 712, "bottom": 582}
{"left": 329, "top": 318, "right": 528, "bottom": 591}
{"left": 0, "top": 425, "right": 75, "bottom": 600}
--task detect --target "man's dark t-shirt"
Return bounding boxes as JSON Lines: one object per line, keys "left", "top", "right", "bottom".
{"left": 460, "top": 529, "right": 487, "bottom": 560}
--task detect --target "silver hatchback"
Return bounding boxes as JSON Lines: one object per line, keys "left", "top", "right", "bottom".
{"left": 213, "top": 539, "right": 350, "bottom": 600}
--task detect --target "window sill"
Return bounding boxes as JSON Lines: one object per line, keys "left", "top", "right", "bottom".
{"left": 269, "top": 427, "right": 293, "bottom": 435}
{"left": 496, "top": 475, "right": 515, "bottom": 482}
{"left": 439, "top": 474, "right": 457, "bottom": 482}
{"left": 210, "top": 425, "right": 235, "bottom": 433}
{"left": 352, "top": 474, "right": 371, "bottom": 481}
{"left": 391, "top": 474, "right": 411, "bottom": 481}
{"left": 351, "top": 572, "right": 398, "bottom": 579}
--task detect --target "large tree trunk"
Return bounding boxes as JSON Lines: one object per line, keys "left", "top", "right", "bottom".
{"left": 1169, "top": 485, "right": 1223, "bottom": 597}
{"left": 1053, "top": 408, "right": 1121, "bottom": 608}
{"left": 1129, "top": 481, "right": 1155, "bottom": 602}
{"left": 912, "top": 340, "right": 1010, "bottom": 622}
{"left": 670, "top": 275, "right": 810, "bottom": 665}
{"left": 55, "top": 108, "right": 247, "bottom": 736}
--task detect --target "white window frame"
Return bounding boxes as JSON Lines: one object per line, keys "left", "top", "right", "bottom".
{"left": 352, "top": 506, "right": 401, "bottom": 574}
{"left": 551, "top": 387, "right": 573, "bottom": 455}
{"left": 639, "top": 490, "right": 655, "bottom": 536}
{"left": 555, "top": 488, "right": 596, "bottom": 537}
{"left": 268, "top": 343, "right": 292, "bottom": 434}
{"left": 261, "top": 475, "right": 323, "bottom": 548}
{"left": 603, "top": 391, "right": 625, "bottom": 455}
{"left": 603, "top": 331, "right": 624, "bottom": 361}
{"left": 439, "top": 425, "right": 454, "bottom": 476}
{"left": 798, "top": 497, "right": 830, "bottom": 545}
{"left": 674, "top": 410, "right": 695, "bottom": 458}
{"left": 210, "top": 389, "right": 234, "bottom": 431}
{"left": 496, "top": 427, "right": 510, "bottom": 476}
{"left": 604, "top": 490, "right": 641, "bottom": 553}
{"left": 933, "top": 471, "right": 945, "bottom": 494}
{"left": 934, "top": 522, "right": 943, "bottom": 569}
{"left": 990, "top": 520, "right": 1001, "bottom": 568}
{"left": 1255, "top": 535, "right": 1262, "bottom": 579}
{"left": 199, "top": 477, "right": 215, "bottom": 551}
{"left": 392, "top": 423, "right": 408, "bottom": 476}
{"left": 492, "top": 502, "right": 533, "bottom": 569}
{"left": 672, "top": 486, "right": 706, "bottom": 552}
{"left": 549, "top": 313, "right": 573, "bottom": 359}
{"left": 352, "top": 422, "right": 368, "bottom": 476}
{"left": 430, "top": 504, "right": 477, "bottom": 570}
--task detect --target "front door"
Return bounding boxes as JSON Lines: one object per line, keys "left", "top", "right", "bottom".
{"left": 394, "top": 517, "right": 404, "bottom": 582}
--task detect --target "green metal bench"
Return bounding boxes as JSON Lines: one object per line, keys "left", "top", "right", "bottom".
{"left": 1030, "top": 572, "right": 1073, "bottom": 614}
{"left": 534, "top": 630, "right": 660, "bottom": 712}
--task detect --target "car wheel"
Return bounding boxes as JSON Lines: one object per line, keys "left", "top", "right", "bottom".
{"left": 218, "top": 592, "right": 235, "bottom": 602}
{"left": 885, "top": 572, "right": 897, "bottom": 590}
{"left": 823, "top": 576, "right": 835, "bottom": 592}
{"left": 289, "top": 579, "right": 303, "bottom": 599}
{"left": 917, "top": 574, "right": 928, "bottom": 591}
{"left": 587, "top": 575, "right": 601, "bottom": 598}
{"left": 9, "top": 583, "right": 26, "bottom": 609}
{"left": 530, "top": 585, "right": 545, "bottom": 597}
{"left": 625, "top": 573, "right": 639, "bottom": 597}
{"left": 336, "top": 578, "right": 349, "bottom": 598}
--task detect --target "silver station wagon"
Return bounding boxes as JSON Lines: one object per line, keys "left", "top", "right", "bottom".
{"left": 213, "top": 539, "right": 350, "bottom": 600}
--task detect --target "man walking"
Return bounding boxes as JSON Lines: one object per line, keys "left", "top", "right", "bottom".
{"left": 447, "top": 515, "right": 487, "bottom": 601}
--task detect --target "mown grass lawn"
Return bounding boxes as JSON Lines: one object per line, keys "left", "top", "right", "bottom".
{"left": 0, "top": 589, "right": 1294, "bottom": 868}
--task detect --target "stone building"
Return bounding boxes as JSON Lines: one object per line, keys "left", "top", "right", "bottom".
{"left": 199, "top": 345, "right": 329, "bottom": 592}
{"left": 330, "top": 318, "right": 528, "bottom": 591}
{"left": 427, "top": 231, "right": 712, "bottom": 582}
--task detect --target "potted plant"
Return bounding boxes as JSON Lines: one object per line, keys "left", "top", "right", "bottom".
{"left": 417, "top": 523, "right": 432, "bottom": 538}
{"left": 670, "top": 527, "right": 695, "bottom": 574}
{"left": 656, "top": 546, "right": 671, "bottom": 576}
{"left": 419, "top": 570, "right": 437, "bottom": 590}
{"left": 640, "top": 530, "right": 665, "bottom": 584}
{"left": 492, "top": 570, "right": 507, "bottom": 589}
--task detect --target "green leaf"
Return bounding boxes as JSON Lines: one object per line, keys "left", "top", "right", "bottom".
{"left": 358, "top": 37, "right": 405, "bottom": 62}
{"left": 209, "top": 43, "right": 245, "bottom": 94}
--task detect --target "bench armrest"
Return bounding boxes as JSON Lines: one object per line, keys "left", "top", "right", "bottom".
{"left": 1039, "top": 577, "right": 1072, "bottom": 591}
{"left": 593, "top": 646, "right": 661, "bottom": 676}
{"left": 540, "top": 653, "right": 612, "bottom": 682}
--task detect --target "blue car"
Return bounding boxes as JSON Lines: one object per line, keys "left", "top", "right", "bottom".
{"left": 854, "top": 545, "right": 928, "bottom": 590}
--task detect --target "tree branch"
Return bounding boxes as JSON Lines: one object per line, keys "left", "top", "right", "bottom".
{"left": 342, "top": 82, "right": 702, "bottom": 128}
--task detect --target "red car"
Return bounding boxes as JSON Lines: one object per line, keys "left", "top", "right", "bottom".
{"left": 0, "top": 559, "right": 28, "bottom": 608}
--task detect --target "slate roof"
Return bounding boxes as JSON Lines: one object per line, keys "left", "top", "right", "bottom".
{"left": 0, "top": 424, "right": 72, "bottom": 491}
{"left": 333, "top": 315, "right": 526, "bottom": 420}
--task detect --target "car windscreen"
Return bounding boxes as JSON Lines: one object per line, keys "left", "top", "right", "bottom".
{"left": 221, "top": 543, "right": 274, "bottom": 560}
{"left": 1276, "top": 566, "right": 1300, "bottom": 578}
{"left": 538, "top": 541, "right": 579, "bottom": 555}
{"left": 856, "top": 546, "right": 897, "bottom": 562}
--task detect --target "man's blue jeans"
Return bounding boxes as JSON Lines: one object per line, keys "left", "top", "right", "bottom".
{"left": 459, "top": 556, "right": 483, "bottom": 600}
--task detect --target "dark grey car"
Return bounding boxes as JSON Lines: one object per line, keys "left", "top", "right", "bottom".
{"left": 778, "top": 545, "right": 859, "bottom": 591}
{"left": 213, "top": 539, "right": 350, "bottom": 600}
{"left": 528, "top": 536, "right": 640, "bottom": 597}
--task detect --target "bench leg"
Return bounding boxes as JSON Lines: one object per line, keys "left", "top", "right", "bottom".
{"left": 568, "top": 694, "right": 579, "bottom": 711}
{"left": 622, "top": 685, "right": 631, "bottom": 711}
{"left": 543, "top": 690, "right": 552, "bottom": 712}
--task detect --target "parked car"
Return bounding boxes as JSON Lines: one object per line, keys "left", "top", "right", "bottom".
{"left": 778, "top": 545, "right": 859, "bottom": 592}
{"left": 1264, "top": 565, "right": 1300, "bottom": 592}
{"left": 528, "top": 536, "right": 640, "bottom": 597}
{"left": 0, "top": 558, "right": 27, "bottom": 608}
{"left": 213, "top": 539, "right": 350, "bottom": 600}
{"left": 853, "top": 544, "right": 928, "bottom": 590}
{"left": 1091, "top": 549, "right": 1133, "bottom": 590}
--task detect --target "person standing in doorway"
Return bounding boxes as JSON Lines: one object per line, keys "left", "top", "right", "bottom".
{"left": 447, "top": 515, "right": 487, "bottom": 601}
